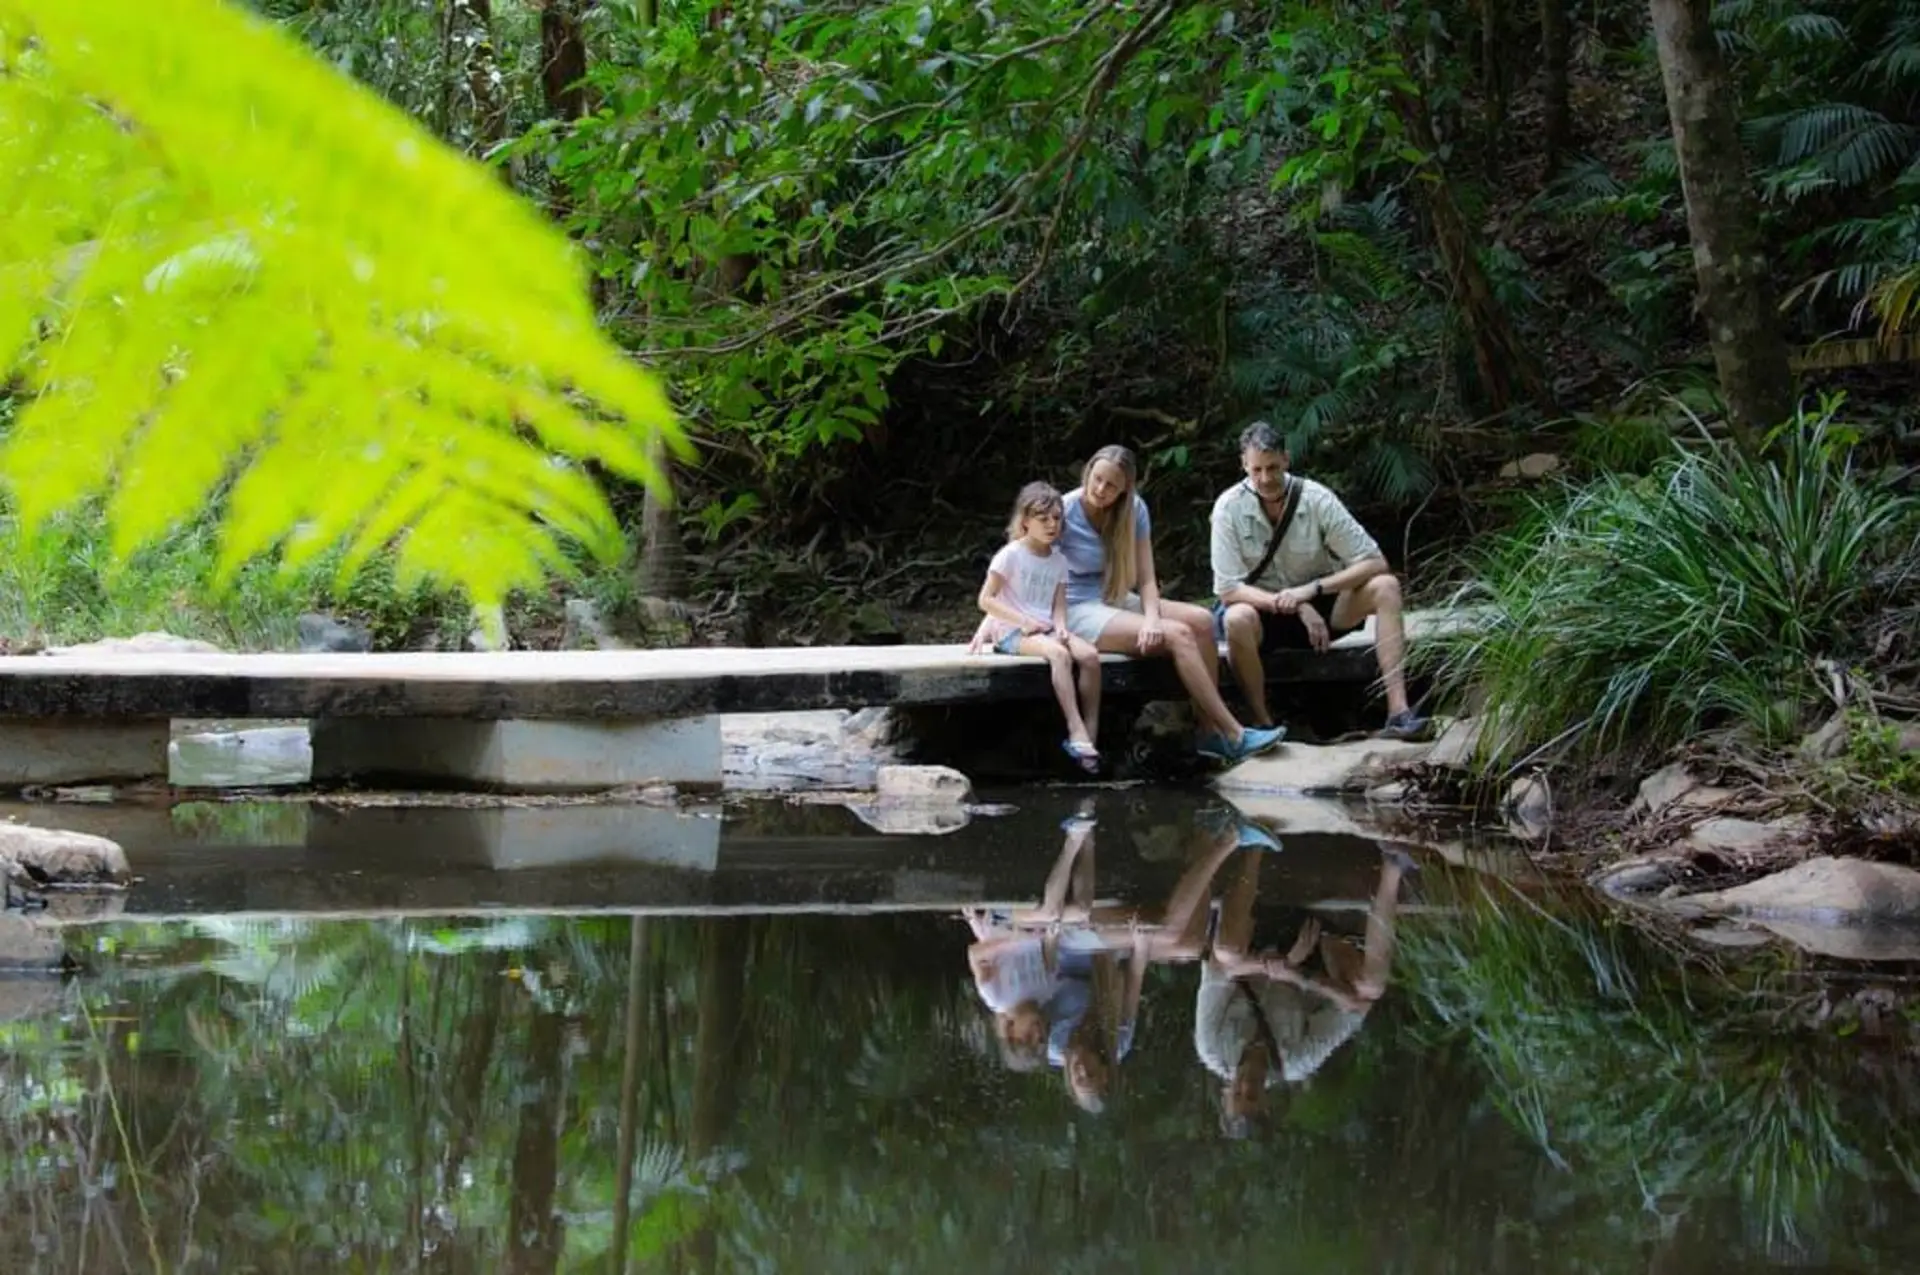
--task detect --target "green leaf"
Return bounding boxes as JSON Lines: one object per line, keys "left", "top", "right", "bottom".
{"left": 0, "top": 0, "right": 684, "bottom": 611}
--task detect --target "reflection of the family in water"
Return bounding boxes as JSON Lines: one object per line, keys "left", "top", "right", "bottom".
{"left": 964, "top": 801, "right": 1413, "bottom": 1133}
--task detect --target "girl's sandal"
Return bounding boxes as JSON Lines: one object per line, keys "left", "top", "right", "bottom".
{"left": 1061, "top": 739, "right": 1101, "bottom": 775}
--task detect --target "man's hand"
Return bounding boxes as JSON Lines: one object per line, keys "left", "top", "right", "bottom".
{"left": 1299, "top": 604, "right": 1330, "bottom": 652}
{"left": 1272, "top": 584, "right": 1317, "bottom": 614}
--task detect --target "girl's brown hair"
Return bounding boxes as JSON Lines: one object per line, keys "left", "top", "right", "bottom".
{"left": 1080, "top": 444, "right": 1140, "bottom": 603}
{"left": 1006, "top": 480, "right": 1064, "bottom": 542}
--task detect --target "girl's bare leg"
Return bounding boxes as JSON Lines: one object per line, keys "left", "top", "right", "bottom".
{"left": 1067, "top": 635, "right": 1103, "bottom": 744}
{"left": 1019, "top": 636, "right": 1092, "bottom": 744}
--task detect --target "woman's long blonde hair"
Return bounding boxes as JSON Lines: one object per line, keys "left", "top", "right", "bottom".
{"left": 1081, "top": 444, "right": 1140, "bottom": 603}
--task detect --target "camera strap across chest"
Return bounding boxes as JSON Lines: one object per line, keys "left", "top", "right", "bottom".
{"left": 1246, "top": 475, "right": 1301, "bottom": 585}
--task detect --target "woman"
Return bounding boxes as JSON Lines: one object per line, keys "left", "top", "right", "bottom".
{"left": 1060, "top": 445, "right": 1285, "bottom": 763}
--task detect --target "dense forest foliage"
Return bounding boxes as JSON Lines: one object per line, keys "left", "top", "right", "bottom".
{"left": 2, "top": 0, "right": 1916, "bottom": 783}
{"left": 3, "top": 0, "right": 1915, "bottom": 650}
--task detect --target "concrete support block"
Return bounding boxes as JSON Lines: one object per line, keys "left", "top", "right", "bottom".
{"left": 309, "top": 715, "right": 723, "bottom": 793}
{"left": 0, "top": 719, "right": 171, "bottom": 788}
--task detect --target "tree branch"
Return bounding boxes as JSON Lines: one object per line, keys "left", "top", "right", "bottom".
{"left": 631, "top": 0, "right": 1181, "bottom": 362}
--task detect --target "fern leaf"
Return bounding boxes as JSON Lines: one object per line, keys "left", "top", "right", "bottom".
{"left": 0, "top": 0, "right": 683, "bottom": 610}
{"left": 1779, "top": 13, "right": 1847, "bottom": 45}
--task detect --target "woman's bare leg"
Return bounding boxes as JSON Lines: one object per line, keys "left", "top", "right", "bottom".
{"left": 1210, "top": 850, "right": 1264, "bottom": 967}
{"left": 1094, "top": 610, "right": 1243, "bottom": 739}
{"left": 1139, "top": 824, "right": 1241, "bottom": 962}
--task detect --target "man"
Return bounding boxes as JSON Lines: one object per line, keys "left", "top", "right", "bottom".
{"left": 1209, "top": 420, "right": 1427, "bottom": 738}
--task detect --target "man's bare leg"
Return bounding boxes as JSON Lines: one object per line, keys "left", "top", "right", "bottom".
{"left": 1330, "top": 573, "right": 1413, "bottom": 721}
{"left": 1321, "top": 850, "right": 1408, "bottom": 1001}
{"left": 1221, "top": 603, "right": 1274, "bottom": 727}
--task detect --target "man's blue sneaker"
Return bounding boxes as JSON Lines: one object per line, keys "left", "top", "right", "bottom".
{"left": 1381, "top": 710, "right": 1430, "bottom": 740}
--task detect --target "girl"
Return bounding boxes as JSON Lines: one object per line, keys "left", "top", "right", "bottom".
{"left": 1060, "top": 444, "right": 1284, "bottom": 764}
{"left": 972, "top": 481, "right": 1103, "bottom": 773}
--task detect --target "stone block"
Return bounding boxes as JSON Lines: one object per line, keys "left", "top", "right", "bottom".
{"left": 310, "top": 715, "right": 722, "bottom": 793}
{"left": 0, "top": 720, "right": 170, "bottom": 788}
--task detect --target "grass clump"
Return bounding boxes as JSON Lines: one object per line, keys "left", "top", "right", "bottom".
{"left": 1427, "top": 402, "right": 1919, "bottom": 773}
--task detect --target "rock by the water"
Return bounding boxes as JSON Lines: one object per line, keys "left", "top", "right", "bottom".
{"left": 1498, "top": 452, "right": 1563, "bottom": 480}
{"left": 297, "top": 612, "right": 372, "bottom": 653}
{"left": 722, "top": 710, "right": 904, "bottom": 791}
{"left": 876, "top": 764, "right": 973, "bottom": 804}
{"left": 0, "top": 822, "right": 131, "bottom": 887}
{"left": 1214, "top": 738, "right": 1432, "bottom": 795}
{"left": 1422, "top": 717, "right": 1486, "bottom": 770}
{"left": 1799, "top": 712, "right": 1849, "bottom": 763}
{"left": 45, "top": 631, "right": 222, "bottom": 656}
{"left": 297, "top": 613, "right": 371, "bottom": 653}
{"left": 847, "top": 801, "right": 971, "bottom": 836}
{"left": 1682, "top": 816, "right": 1808, "bottom": 857}
{"left": 1682, "top": 856, "right": 1920, "bottom": 924}
{"left": 0, "top": 914, "right": 65, "bottom": 972}
{"left": 1633, "top": 762, "right": 1702, "bottom": 817}
{"left": 1592, "top": 853, "right": 1698, "bottom": 901}
{"left": 1504, "top": 774, "right": 1553, "bottom": 841}
{"left": 841, "top": 764, "right": 976, "bottom": 836}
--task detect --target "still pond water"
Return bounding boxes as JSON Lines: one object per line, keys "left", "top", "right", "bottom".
{"left": 5, "top": 787, "right": 1920, "bottom": 1272}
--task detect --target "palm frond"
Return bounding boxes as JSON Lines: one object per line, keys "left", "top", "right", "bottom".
{"left": 0, "top": 0, "right": 682, "bottom": 609}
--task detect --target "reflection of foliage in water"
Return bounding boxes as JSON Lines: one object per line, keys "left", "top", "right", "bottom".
{"left": 1397, "top": 874, "right": 1920, "bottom": 1263}
{"left": 5, "top": 906, "right": 1920, "bottom": 1270}
{"left": 169, "top": 799, "right": 310, "bottom": 845}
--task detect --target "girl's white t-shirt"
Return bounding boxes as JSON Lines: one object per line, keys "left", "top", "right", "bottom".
{"left": 973, "top": 935, "right": 1061, "bottom": 1013}
{"left": 987, "top": 541, "right": 1067, "bottom": 631}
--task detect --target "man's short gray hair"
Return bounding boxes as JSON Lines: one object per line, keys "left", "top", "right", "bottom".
{"left": 1239, "top": 420, "right": 1285, "bottom": 456}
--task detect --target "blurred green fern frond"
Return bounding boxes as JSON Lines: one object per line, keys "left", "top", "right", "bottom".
{"left": 0, "top": 0, "right": 682, "bottom": 609}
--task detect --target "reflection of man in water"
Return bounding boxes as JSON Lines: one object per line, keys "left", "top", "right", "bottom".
{"left": 1193, "top": 843, "right": 1414, "bottom": 1139}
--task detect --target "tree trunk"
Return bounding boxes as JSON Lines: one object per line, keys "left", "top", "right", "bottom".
{"left": 1480, "top": 0, "right": 1509, "bottom": 160}
{"left": 1648, "top": 0, "right": 1796, "bottom": 445}
{"left": 464, "top": 0, "right": 510, "bottom": 154}
{"left": 1539, "top": 0, "right": 1572, "bottom": 172}
{"left": 634, "top": 0, "right": 683, "bottom": 604}
{"left": 507, "top": 1008, "right": 568, "bottom": 1275}
{"left": 679, "top": 918, "right": 748, "bottom": 1275}
{"left": 539, "top": 0, "right": 587, "bottom": 124}
{"left": 1395, "top": 90, "right": 1555, "bottom": 415}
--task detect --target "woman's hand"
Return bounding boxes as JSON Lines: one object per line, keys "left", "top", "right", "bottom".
{"left": 1021, "top": 617, "right": 1054, "bottom": 635}
{"left": 1135, "top": 619, "right": 1166, "bottom": 654}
